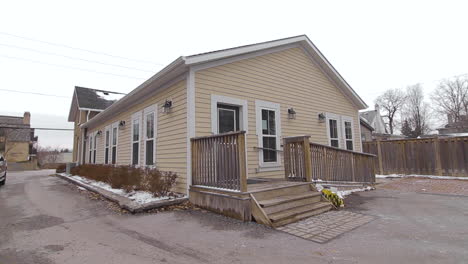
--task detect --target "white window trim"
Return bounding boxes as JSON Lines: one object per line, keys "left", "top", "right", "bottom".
{"left": 131, "top": 112, "right": 142, "bottom": 166}
{"left": 93, "top": 132, "right": 98, "bottom": 164}
{"left": 143, "top": 104, "right": 157, "bottom": 167}
{"left": 326, "top": 113, "right": 341, "bottom": 148}
{"left": 110, "top": 122, "right": 119, "bottom": 165}
{"left": 211, "top": 94, "right": 248, "bottom": 134}
{"left": 88, "top": 131, "right": 93, "bottom": 164}
{"left": 104, "top": 126, "right": 110, "bottom": 164}
{"left": 255, "top": 100, "right": 282, "bottom": 169}
{"left": 341, "top": 115, "right": 355, "bottom": 151}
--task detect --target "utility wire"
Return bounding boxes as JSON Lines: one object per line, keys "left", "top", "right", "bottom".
{"left": 0, "top": 54, "right": 146, "bottom": 80}
{"left": 0, "top": 88, "right": 69, "bottom": 98}
{"left": 0, "top": 31, "right": 164, "bottom": 65}
{"left": 0, "top": 42, "right": 155, "bottom": 73}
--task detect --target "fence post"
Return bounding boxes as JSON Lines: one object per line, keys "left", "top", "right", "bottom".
{"left": 433, "top": 137, "right": 443, "bottom": 176}
{"left": 302, "top": 136, "right": 312, "bottom": 182}
{"left": 376, "top": 140, "right": 384, "bottom": 175}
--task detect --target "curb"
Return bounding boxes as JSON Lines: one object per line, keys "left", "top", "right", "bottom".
{"left": 56, "top": 174, "right": 188, "bottom": 213}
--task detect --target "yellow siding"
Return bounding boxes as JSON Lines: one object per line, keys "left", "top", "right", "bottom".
{"left": 87, "top": 80, "right": 187, "bottom": 193}
{"left": 194, "top": 47, "right": 362, "bottom": 179}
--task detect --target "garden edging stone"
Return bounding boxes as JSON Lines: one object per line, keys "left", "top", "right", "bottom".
{"left": 56, "top": 173, "right": 188, "bottom": 213}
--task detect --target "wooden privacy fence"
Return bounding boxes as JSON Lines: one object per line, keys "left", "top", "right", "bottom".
{"left": 363, "top": 136, "right": 468, "bottom": 177}
{"left": 283, "top": 136, "right": 376, "bottom": 183}
{"left": 191, "top": 131, "right": 247, "bottom": 192}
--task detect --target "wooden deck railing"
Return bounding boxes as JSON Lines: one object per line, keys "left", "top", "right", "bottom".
{"left": 191, "top": 131, "right": 247, "bottom": 192}
{"left": 284, "top": 136, "right": 376, "bottom": 183}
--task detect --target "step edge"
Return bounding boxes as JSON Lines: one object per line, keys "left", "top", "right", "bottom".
{"left": 269, "top": 202, "right": 332, "bottom": 222}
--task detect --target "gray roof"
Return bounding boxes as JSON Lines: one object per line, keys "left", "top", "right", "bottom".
{"left": 359, "top": 111, "right": 377, "bottom": 125}
{"left": 75, "top": 86, "right": 125, "bottom": 110}
{"left": 0, "top": 115, "right": 26, "bottom": 126}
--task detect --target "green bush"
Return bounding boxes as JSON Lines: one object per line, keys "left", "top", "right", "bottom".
{"left": 322, "top": 189, "right": 344, "bottom": 208}
{"left": 70, "top": 164, "right": 177, "bottom": 196}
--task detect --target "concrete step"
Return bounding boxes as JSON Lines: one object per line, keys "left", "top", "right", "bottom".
{"left": 269, "top": 202, "right": 332, "bottom": 224}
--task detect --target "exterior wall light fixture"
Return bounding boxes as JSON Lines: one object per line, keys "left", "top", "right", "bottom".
{"left": 163, "top": 100, "right": 173, "bottom": 113}
{"left": 318, "top": 113, "right": 326, "bottom": 123}
{"left": 288, "top": 108, "right": 296, "bottom": 119}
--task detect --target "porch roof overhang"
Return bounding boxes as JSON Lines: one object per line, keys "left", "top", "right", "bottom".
{"left": 81, "top": 35, "right": 367, "bottom": 129}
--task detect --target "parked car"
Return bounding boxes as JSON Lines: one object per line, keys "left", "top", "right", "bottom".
{"left": 0, "top": 155, "right": 6, "bottom": 186}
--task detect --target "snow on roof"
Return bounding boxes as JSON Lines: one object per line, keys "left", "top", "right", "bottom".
{"left": 95, "top": 91, "right": 126, "bottom": 101}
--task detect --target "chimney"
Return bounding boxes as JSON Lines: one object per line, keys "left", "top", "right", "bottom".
{"left": 447, "top": 114, "right": 453, "bottom": 125}
{"left": 374, "top": 104, "right": 380, "bottom": 113}
{"left": 23, "top": 112, "right": 31, "bottom": 125}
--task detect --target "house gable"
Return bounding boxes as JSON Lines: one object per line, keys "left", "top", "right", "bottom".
{"left": 193, "top": 46, "right": 363, "bottom": 178}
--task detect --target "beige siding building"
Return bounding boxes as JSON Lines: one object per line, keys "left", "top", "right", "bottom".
{"left": 68, "top": 35, "right": 368, "bottom": 195}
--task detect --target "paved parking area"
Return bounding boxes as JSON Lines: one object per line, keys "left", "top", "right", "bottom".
{"left": 2, "top": 170, "right": 468, "bottom": 264}
{"left": 277, "top": 211, "right": 375, "bottom": 243}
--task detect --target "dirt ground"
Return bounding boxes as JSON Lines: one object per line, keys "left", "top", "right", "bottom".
{"left": 378, "top": 177, "right": 468, "bottom": 196}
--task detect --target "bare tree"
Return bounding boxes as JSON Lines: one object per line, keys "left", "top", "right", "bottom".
{"left": 431, "top": 75, "right": 468, "bottom": 123}
{"left": 375, "top": 88, "right": 407, "bottom": 134}
{"left": 37, "top": 146, "right": 60, "bottom": 166}
{"left": 402, "top": 84, "right": 432, "bottom": 137}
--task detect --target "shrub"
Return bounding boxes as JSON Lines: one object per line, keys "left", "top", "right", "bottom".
{"left": 322, "top": 189, "right": 344, "bottom": 208}
{"left": 144, "top": 169, "right": 178, "bottom": 197}
{"left": 56, "top": 164, "right": 66, "bottom": 173}
{"left": 69, "top": 164, "right": 177, "bottom": 197}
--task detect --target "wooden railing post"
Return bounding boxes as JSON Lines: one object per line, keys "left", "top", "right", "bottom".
{"left": 302, "top": 136, "right": 312, "bottom": 182}
{"left": 376, "top": 140, "right": 384, "bottom": 175}
{"left": 238, "top": 132, "right": 247, "bottom": 192}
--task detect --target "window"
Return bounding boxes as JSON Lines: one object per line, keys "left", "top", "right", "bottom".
{"left": 342, "top": 117, "right": 354, "bottom": 151}
{"left": 217, "top": 104, "right": 240, "bottom": 133}
{"left": 104, "top": 128, "right": 110, "bottom": 164}
{"left": 93, "top": 133, "right": 97, "bottom": 163}
{"left": 262, "top": 109, "right": 277, "bottom": 162}
{"left": 211, "top": 95, "right": 248, "bottom": 134}
{"left": 329, "top": 119, "right": 339, "bottom": 148}
{"left": 88, "top": 135, "right": 93, "bottom": 163}
{"left": 111, "top": 125, "right": 118, "bottom": 164}
{"left": 131, "top": 114, "right": 141, "bottom": 166}
{"left": 143, "top": 105, "right": 157, "bottom": 166}
{"left": 256, "top": 100, "right": 281, "bottom": 168}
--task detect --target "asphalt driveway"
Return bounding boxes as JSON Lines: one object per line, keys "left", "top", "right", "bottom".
{"left": 1, "top": 170, "right": 467, "bottom": 264}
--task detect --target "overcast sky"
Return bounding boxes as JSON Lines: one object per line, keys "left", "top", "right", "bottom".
{"left": 1, "top": 0, "right": 467, "bottom": 148}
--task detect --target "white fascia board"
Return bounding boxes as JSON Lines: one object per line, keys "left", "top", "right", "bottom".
{"left": 300, "top": 38, "right": 368, "bottom": 109}
{"left": 82, "top": 57, "right": 186, "bottom": 129}
{"left": 184, "top": 36, "right": 307, "bottom": 65}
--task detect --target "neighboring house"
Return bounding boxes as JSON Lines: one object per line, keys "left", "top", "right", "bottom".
{"left": 360, "top": 116, "right": 374, "bottom": 142}
{"left": 68, "top": 87, "right": 125, "bottom": 163}
{"left": 68, "top": 35, "right": 368, "bottom": 194}
{"left": 437, "top": 114, "right": 468, "bottom": 136}
{"left": 0, "top": 112, "right": 38, "bottom": 162}
{"left": 359, "top": 104, "right": 387, "bottom": 134}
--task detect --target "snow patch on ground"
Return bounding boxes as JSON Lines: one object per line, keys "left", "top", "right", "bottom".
{"left": 336, "top": 186, "right": 373, "bottom": 199}
{"left": 68, "top": 175, "right": 176, "bottom": 204}
{"left": 376, "top": 174, "right": 468, "bottom": 180}
{"left": 315, "top": 184, "right": 373, "bottom": 199}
